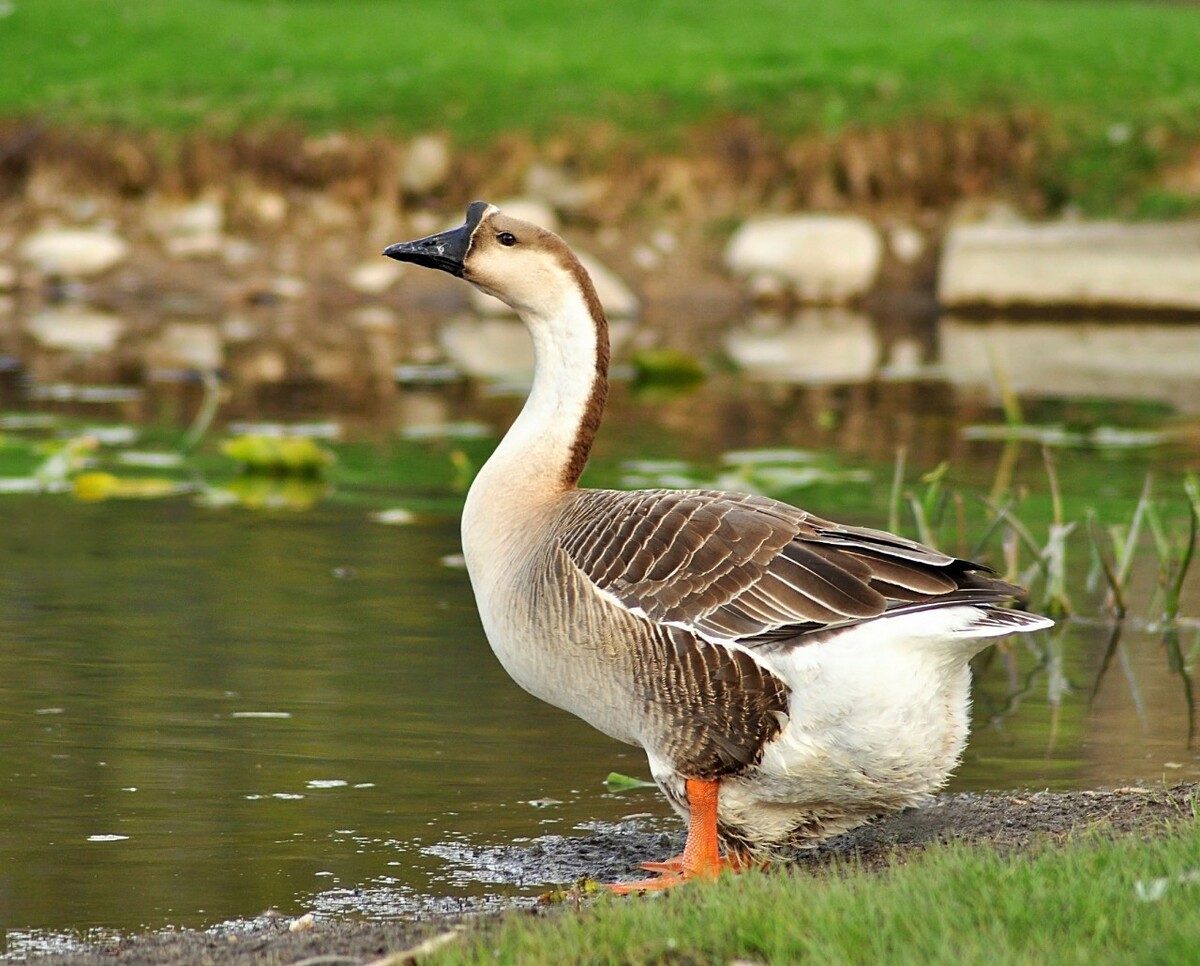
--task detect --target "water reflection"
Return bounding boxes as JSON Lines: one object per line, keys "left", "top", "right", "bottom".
{"left": 969, "top": 620, "right": 1200, "bottom": 787}
{"left": 723, "top": 309, "right": 883, "bottom": 383}
{"left": 1, "top": 458, "right": 1197, "bottom": 940}
{"left": 939, "top": 317, "right": 1200, "bottom": 414}
{"left": 25, "top": 306, "right": 124, "bottom": 355}
{"left": 1, "top": 300, "right": 1199, "bottom": 940}
{"left": 0, "top": 501, "right": 654, "bottom": 935}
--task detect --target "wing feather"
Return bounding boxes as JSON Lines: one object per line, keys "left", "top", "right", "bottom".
{"left": 556, "top": 488, "right": 1027, "bottom": 649}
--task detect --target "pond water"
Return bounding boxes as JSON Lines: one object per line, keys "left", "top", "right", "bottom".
{"left": 1, "top": 309, "right": 1199, "bottom": 946}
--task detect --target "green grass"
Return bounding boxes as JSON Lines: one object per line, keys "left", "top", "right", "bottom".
{"left": 7, "top": 0, "right": 1200, "bottom": 143}
{"left": 443, "top": 819, "right": 1200, "bottom": 964}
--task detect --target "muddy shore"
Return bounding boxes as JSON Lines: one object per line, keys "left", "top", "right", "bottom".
{"left": 8, "top": 783, "right": 1195, "bottom": 965}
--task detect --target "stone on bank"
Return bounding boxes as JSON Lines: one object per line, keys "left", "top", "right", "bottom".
{"left": 939, "top": 221, "right": 1200, "bottom": 311}
{"left": 20, "top": 228, "right": 129, "bottom": 278}
{"left": 724, "top": 214, "right": 883, "bottom": 302}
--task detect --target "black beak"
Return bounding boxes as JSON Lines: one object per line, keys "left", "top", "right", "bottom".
{"left": 382, "top": 200, "right": 490, "bottom": 277}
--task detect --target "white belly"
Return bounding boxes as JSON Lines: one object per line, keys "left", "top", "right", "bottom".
{"left": 652, "top": 607, "right": 996, "bottom": 850}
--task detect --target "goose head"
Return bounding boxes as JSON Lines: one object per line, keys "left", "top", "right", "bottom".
{"left": 384, "top": 200, "right": 597, "bottom": 324}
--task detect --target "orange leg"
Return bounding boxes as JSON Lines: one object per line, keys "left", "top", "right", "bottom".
{"left": 640, "top": 847, "right": 760, "bottom": 875}
{"left": 608, "top": 778, "right": 733, "bottom": 894}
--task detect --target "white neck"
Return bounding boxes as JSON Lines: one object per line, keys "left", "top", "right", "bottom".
{"left": 466, "top": 286, "right": 608, "bottom": 514}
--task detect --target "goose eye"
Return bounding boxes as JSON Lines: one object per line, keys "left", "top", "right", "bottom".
{"left": 497, "top": 231, "right": 517, "bottom": 247}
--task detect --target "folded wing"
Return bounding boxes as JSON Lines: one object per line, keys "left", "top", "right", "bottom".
{"left": 557, "top": 488, "right": 1024, "bottom": 647}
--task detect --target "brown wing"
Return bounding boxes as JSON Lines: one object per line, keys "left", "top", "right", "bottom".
{"left": 558, "top": 488, "right": 1019, "bottom": 646}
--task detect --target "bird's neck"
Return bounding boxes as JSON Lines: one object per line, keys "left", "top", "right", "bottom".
{"left": 471, "top": 285, "right": 610, "bottom": 509}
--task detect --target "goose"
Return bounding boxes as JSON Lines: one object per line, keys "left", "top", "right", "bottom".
{"left": 383, "top": 202, "right": 1053, "bottom": 892}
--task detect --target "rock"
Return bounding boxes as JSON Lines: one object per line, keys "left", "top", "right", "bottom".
{"left": 440, "top": 316, "right": 534, "bottom": 381}
{"left": 887, "top": 224, "right": 926, "bottom": 264}
{"left": 938, "top": 221, "right": 1200, "bottom": 310}
{"left": 271, "top": 277, "right": 307, "bottom": 300}
{"left": 469, "top": 249, "right": 639, "bottom": 319}
{"left": 406, "top": 211, "right": 443, "bottom": 237}
{"left": 523, "top": 162, "right": 598, "bottom": 213}
{"left": 25, "top": 307, "right": 124, "bottom": 353}
{"left": 145, "top": 322, "right": 224, "bottom": 372}
{"left": 220, "top": 238, "right": 258, "bottom": 267}
{"left": 149, "top": 196, "right": 224, "bottom": 238}
{"left": 469, "top": 288, "right": 521, "bottom": 317}
{"left": 491, "top": 198, "right": 559, "bottom": 231}
{"left": 651, "top": 229, "right": 679, "bottom": 254}
{"left": 725, "top": 215, "right": 883, "bottom": 302}
{"left": 724, "top": 309, "right": 881, "bottom": 383}
{"left": 309, "top": 348, "right": 355, "bottom": 384}
{"left": 229, "top": 346, "right": 287, "bottom": 385}
{"left": 221, "top": 316, "right": 258, "bottom": 343}
{"left": 401, "top": 135, "right": 451, "bottom": 194}
{"left": 307, "top": 196, "right": 357, "bottom": 230}
{"left": 148, "top": 196, "right": 225, "bottom": 260}
{"left": 746, "top": 274, "right": 789, "bottom": 303}
{"left": 350, "top": 259, "right": 406, "bottom": 295}
{"left": 351, "top": 306, "right": 397, "bottom": 331}
{"left": 630, "top": 245, "right": 661, "bottom": 271}
{"left": 20, "top": 228, "right": 129, "bottom": 277}
{"left": 165, "top": 234, "right": 223, "bottom": 259}
{"left": 578, "top": 253, "right": 640, "bottom": 318}
{"left": 245, "top": 189, "right": 288, "bottom": 227}
{"left": 630, "top": 226, "right": 680, "bottom": 271}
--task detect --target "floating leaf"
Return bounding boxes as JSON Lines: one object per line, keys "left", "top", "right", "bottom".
{"left": 631, "top": 348, "right": 705, "bottom": 386}
{"left": 73, "top": 472, "right": 190, "bottom": 502}
{"left": 604, "top": 772, "right": 656, "bottom": 791}
{"left": 72, "top": 471, "right": 121, "bottom": 502}
{"left": 221, "top": 435, "right": 335, "bottom": 475}
{"left": 204, "top": 476, "right": 329, "bottom": 511}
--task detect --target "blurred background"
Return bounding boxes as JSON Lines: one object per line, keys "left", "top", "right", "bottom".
{"left": 1, "top": 0, "right": 1199, "bottom": 947}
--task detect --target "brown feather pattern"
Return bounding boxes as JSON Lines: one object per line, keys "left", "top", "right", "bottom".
{"left": 631, "top": 624, "right": 790, "bottom": 778}
{"left": 558, "top": 487, "right": 1021, "bottom": 649}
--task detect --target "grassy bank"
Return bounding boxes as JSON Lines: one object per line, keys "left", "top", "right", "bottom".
{"left": 444, "top": 815, "right": 1200, "bottom": 964}
{"left": 7, "top": 0, "right": 1199, "bottom": 138}
{"left": 6, "top": 1, "right": 1200, "bottom": 213}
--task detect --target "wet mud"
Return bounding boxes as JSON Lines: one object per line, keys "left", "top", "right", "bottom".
{"left": 9, "top": 783, "right": 1196, "bottom": 965}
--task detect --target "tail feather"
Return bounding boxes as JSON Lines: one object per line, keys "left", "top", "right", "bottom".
{"left": 953, "top": 607, "right": 1055, "bottom": 638}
